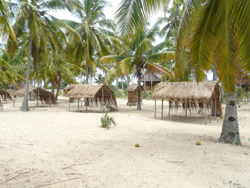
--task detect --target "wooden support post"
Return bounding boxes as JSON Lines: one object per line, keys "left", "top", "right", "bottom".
{"left": 13, "top": 96, "right": 15, "bottom": 107}
{"left": 5, "top": 93, "right": 7, "bottom": 103}
{"left": 205, "top": 103, "right": 207, "bottom": 125}
{"left": 94, "top": 99, "right": 96, "bottom": 113}
{"left": 185, "top": 100, "right": 187, "bottom": 118}
{"left": 161, "top": 99, "right": 163, "bottom": 119}
{"left": 210, "top": 99, "right": 212, "bottom": 123}
{"left": 154, "top": 99, "right": 156, "bottom": 119}
{"left": 86, "top": 99, "right": 88, "bottom": 111}
{"left": 0, "top": 95, "right": 1, "bottom": 103}
{"left": 69, "top": 99, "right": 70, "bottom": 111}
{"left": 49, "top": 94, "right": 51, "bottom": 106}
{"left": 102, "top": 87, "right": 104, "bottom": 113}
{"left": 215, "top": 97, "right": 217, "bottom": 120}
{"left": 168, "top": 101, "right": 170, "bottom": 117}
{"left": 37, "top": 90, "right": 39, "bottom": 107}
{"left": 78, "top": 98, "right": 80, "bottom": 112}
{"left": 81, "top": 100, "right": 82, "bottom": 108}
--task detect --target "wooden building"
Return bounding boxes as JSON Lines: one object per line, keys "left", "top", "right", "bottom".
{"left": 141, "top": 72, "right": 162, "bottom": 91}
{"left": 127, "top": 85, "right": 144, "bottom": 106}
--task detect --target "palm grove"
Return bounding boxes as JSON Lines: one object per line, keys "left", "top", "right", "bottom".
{"left": 1, "top": 0, "right": 249, "bottom": 144}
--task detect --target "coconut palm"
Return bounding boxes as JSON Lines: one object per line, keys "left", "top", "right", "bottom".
{"left": 175, "top": 0, "right": 250, "bottom": 144}
{"left": 0, "top": 0, "right": 16, "bottom": 41}
{"left": 65, "top": 0, "right": 115, "bottom": 84}
{"left": 7, "top": 0, "right": 80, "bottom": 111}
{"left": 101, "top": 25, "right": 175, "bottom": 110}
{"left": 0, "top": 48, "right": 24, "bottom": 88}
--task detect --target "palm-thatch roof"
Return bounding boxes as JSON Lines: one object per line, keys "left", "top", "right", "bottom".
{"left": 66, "top": 84, "right": 117, "bottom": 108}
{"left": 14, "top": 85, "right": 56, "bottom": 104}
{"left": 0, "top": 89, "right": 12, "bottom": 101}
{"left": 127, "top": 85, "right": 145, "bottom": 92}
{"left": 152, "top": 81, "right": 222, "bottom": 114}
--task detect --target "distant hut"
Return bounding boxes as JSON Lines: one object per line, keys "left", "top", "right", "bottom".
{"left": 127, "top": 85, "right": 144, "bottom": 106}
{"left": 66, "top": 84, "right": 117, "bottom": 112}
{"left": 141, "top": 72, "right": 162, "bottom": 91}
{"left": 0, "top": 89, "right": 13, "bottom": 103}
{"left": 152, "top": 81, "right": 222, "bottom": 124}
{"left": 14, "top": 85, "right": 56, "bottom": 106}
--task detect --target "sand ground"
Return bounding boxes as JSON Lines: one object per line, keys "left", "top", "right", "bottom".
{"left": 0, "top": 97, "right": 250, "bottom": 188}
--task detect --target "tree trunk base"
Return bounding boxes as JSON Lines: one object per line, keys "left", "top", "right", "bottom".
{"left": 219, "top": 93, "right": 241, "bottom": 145}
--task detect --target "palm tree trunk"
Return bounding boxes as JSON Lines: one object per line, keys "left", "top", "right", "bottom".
{"left": 121, "top": 77, "right": 124, "bottom": 96}
{"left": 51, "top": 80, "right": 55, "bottom": 95}
{"left": 219, "top": 92, "right": 241, "bottom": 145}
{"left": 85, "top": 63, "right": 89, "bottom": 84}
{"left": 20, "top": 36, "right": 32, "bottom": 111}
{"left": 56, "top": 76, "right": 61, "bottom": 100}
{"left": 116, "top": 77, "right": 119, "bottom": 96}
{"left": 137, "top": 72, "right": 142, "bottom": 110}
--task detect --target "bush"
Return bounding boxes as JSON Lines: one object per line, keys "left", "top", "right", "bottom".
{"left": 101, "top": 111, "right": 117, "bottom": 129}
{"left": 236, "top": 87, "right": 246, "bottom": 102}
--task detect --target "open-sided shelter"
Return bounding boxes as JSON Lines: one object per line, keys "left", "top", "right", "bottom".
{"left": 66, "top": 84, "right": 117, "bottom": 112}
{"left": 14, "top": 85, "right": 56, "bottom": 106}
{"left": 0, "top": 89, "right": 12, "bottom": 103}
{"left": 152, "top": 81, "right": 222, "bottom": 124}
{"left": 127, "top": 85, "right": 144, "bottom": 106}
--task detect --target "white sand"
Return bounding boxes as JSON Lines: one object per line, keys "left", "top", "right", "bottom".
{"left": 0, "top": 97, "right": 250, "bottom": 188}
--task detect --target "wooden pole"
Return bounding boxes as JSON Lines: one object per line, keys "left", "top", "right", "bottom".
{"left": 161, "top": 99, "right": 163, "bottom": 119}
{"left": 86, "top": 99, "right": 88, "bottom": 111}
{"left": 94, "top": 98, "right": 96, "bottom": 113}
{"left": 185, "top": 100, "right": 187, "bottom": 118}
{"left": 210, "top": 99, "right": 212, "bottom": 123}
{"left": 215, "top": 97, "right": 217, "bottom": 120}
{"left": 13, "top": 96, "right": 15, "bottom": 107}
{"left": 78, "top": 98, "right": 80, "bottom": 112}
{"left": 168, "top": 101, "right": 170, "bottom": 117}
{"left": 69, "top": 99, "right": 70, "bottom": 111}
{"left": 5, "top": 93, "right": 7, "bottom": 103}
{"left": 102, "top": 87, "right": 104, "bottom": 113}
{"left": 49, "top": 94, "right": 51, "bottom": 106}
{"left": 205, "top": 102, "right": 207, "bottom": 125}
{"left": 37, "top": 90, "right": 39, "bottom": 107}
{"left": 154, "top": 99, "right": 156, "bottom": 119}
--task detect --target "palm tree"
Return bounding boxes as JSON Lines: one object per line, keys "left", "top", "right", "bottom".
{"left": 65, "top": 0, "right": 115, "bottom": 84}
{"left": 101, "top": 25, "right": 175, "bottom": 110}
{"left": 0, "top": 48, "right": 24, "bottom": 88}
{"left": 175, "top": 1, "right": 250, "bottom": 144}
{"left": 7, "top": 0, "right": 80, "bottom": 111}
{"left": 0, "top": 0, "right": 16, "bottom": 41}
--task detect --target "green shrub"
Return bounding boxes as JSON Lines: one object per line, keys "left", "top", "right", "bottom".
{"left": 101, "top": 111, "right": 117, "bottom": 129}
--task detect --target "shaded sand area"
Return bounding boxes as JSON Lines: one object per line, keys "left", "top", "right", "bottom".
{"left": 0, "top": 97, "right": 250, "bottom": 188}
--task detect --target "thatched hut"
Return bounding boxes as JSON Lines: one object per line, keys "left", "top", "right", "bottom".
{"left": 14, "top": 85, "right": 56, "bottom": 105}
{"left": 66, "top": 84, "right": 117, "bottom": 112}
{"left": 152, "top": 81, "right": 222, "bottom": 124}
{"left": 0, "top": 89, "right": 13, "bottom": 103}
{"left": 127, "top": 85, "right": 144, "bottom": 106}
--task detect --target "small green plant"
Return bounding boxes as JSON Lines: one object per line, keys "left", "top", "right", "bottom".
{"left": 101, "top": 111, "right": 117, "bottom": 129}
{"left": 135, "top": 144, "right": 140, "bottom": 147}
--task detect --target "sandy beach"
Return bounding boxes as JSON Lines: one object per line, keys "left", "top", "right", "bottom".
{"left": 0, "top": 97, "right": 250, "bottom": 188}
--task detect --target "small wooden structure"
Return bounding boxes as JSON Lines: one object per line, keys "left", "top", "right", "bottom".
{"left": 127, "top": 85, "right": 144, "bottom": 106}
{"left": 141, "top": 72, "right": 162, "bottom": 91}
{"left": 14, "top": 85, "right": 56, "bottom": 107}
{"left": 0, "top": 89, "right": 12, "bottom": 103}
{"left": 152, "top": 81, "right": 222, "bottom": 124}
{"left": 66, "top": 84, "right": 117, "bottom": 112}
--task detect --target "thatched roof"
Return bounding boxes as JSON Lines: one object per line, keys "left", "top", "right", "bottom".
{"left": 0, "top": 89, "right": 12, "bottom": 101}
{"left": 152, "top": 81, "right": 220, "bottom": 102}
{"left": 14, "top": 85, "right": 56, "bottom": 104}
{"left": 67, "top": 84, "right": 117, "bottom": 108}
{"left": 127, "top": 85, "right": 145, "bottom": 92}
